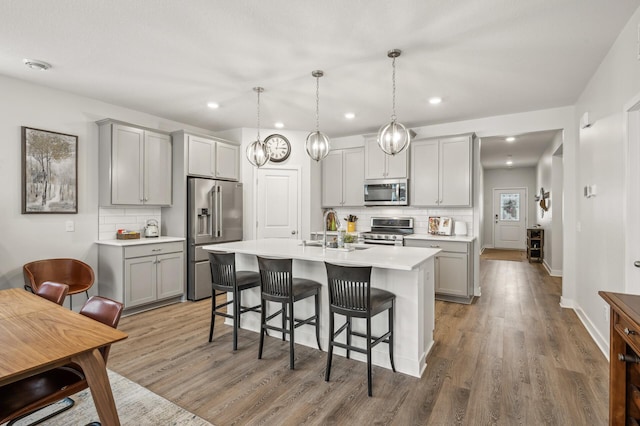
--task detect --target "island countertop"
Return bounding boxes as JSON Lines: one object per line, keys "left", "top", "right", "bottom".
{"left": 203, "top": 238, "right": 440, "bottom": 271}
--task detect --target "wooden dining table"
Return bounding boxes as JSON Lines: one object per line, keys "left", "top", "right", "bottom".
{"left": 0, "top": 288, "right": 128, "bottom": 425}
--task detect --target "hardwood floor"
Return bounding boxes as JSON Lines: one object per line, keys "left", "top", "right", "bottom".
{"left": 108, "top": 258, "right": 608, "bottom": 425}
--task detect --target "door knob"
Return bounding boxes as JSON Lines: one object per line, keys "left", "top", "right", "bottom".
{"left": 635, "top": 261, "right": 640, "bottom": 268}
{"left": 291, "top": 230, "right": 297, "bottom": 235}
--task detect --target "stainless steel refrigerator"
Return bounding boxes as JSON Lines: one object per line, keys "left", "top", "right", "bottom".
{"left": 187, "top": 177, "right": 243, "bottom": 300}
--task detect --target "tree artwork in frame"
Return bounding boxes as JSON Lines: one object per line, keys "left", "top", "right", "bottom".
{"left": 21, "top": 126, "right": 78, "bottom": 214}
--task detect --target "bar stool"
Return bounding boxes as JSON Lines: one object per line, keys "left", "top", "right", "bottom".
{"left": 324, "top": 262, "right": 396, "bottom": 397}
{"left": 257, "top": 256, "right": 322, "bottom": 369}
{"left": 208, "top": 252, "right": 261, "bottom": 350}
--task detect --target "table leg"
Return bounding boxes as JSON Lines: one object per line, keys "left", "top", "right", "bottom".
{"left": 72, "top": 348, "right": 120, "bottom": 426}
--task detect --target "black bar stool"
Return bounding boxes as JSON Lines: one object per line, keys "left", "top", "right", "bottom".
{"left": 208, "top": 252, "right": 261, "bottom": 350}
{"left": 257, "top": 256, "right": 322, "bottom": 369}
{"left": 324, "top": 262, "right": 396, "bottom": 397}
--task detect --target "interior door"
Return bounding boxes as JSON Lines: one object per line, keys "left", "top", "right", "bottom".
{"left": 257, "top": 168, "right": 299, "bottom": 239}
{"left": 493, "top": 188, "right": 527, "bottom": 249}
{"left": 626, "top": 96, "right": 640, "bottom": 292}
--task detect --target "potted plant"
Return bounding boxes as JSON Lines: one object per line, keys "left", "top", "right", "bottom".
{"left": 343, "top": 233, "right": 357, "bottom": 248}
{"left": 344, "top": 215, "right": 358, "bottom": 233}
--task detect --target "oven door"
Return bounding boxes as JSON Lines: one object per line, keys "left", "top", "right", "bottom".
{"left": 364, "top": 179, "right": 408, "bottom": 206}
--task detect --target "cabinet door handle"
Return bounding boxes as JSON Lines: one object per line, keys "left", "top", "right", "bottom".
{"left": 152, "top": 248, "right": 162, "bottom": 252}
{"left": 625, "top": 327, "right": 636, "bottom": 335}
{"left": 430, "top": 245, "right": 440, "bottom": 248}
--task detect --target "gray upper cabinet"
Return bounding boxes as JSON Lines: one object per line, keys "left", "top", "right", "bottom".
{"left": 322, "top": 147, "right": 364, "bottom": 207}
{"left": 186, "top": 134, "right": 239, "bottom": 181}
{"left": 98, "top": 120, "right": 172, "bottom": 206}
{"left": 410, "top": 133, "right": 473, "bottom": 207}
{"left": 364, "top": 136, "right": 408, "bottom": 179}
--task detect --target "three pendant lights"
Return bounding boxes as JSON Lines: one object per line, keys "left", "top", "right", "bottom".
{"left": 246, "top": 48, "right": 411, "bottom": 168}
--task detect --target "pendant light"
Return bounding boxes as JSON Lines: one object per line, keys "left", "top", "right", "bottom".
{"left": 246, "top": 87, "right": 271, "bottom": 167}
{"left": 377, "top": 49, "right": 411, "bottom": 156}
{"left": 305, "top": 70, "right": 331, "bottom": 161}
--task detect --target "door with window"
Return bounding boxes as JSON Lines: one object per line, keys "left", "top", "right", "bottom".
{"left": 493, "top": 188, "right": 527, "bottom": 249}
{"left": 256, "top": 168, "right": 300, "bottom": 239}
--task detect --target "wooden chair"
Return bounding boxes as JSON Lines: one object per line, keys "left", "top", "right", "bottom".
{"left": 35, "top": 281, "right": 69, "bottom": 306}
{"left": 0, "top": 296, "right": 124, "bottom": 425}
{"left": 324, "top": 262, "right": 396, "bottom": 397}
{"left": 208, "top": 252, "right": 261, "bottom": 350}
{"left": 23, "top": 258, "right": 95, "bottom": 310}
{"left": 257, "top": 256, "right": 322, "bottom": 369}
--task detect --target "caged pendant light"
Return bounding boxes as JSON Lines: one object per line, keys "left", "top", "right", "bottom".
{"left": 246, "top": 87, "right": 271, "bottom": 167}
{"left": 305, "top": 70, "right": 331, "bottom": 161}
{"left": 377, "top": 49, "right": 411, "bottom": 156}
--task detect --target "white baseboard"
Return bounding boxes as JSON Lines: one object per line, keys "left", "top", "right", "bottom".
{"left": 565, "top": 300, "right": 609, "bottom": 361}
{"left": 543, "top": 260, "right": 563, "bottom": 277}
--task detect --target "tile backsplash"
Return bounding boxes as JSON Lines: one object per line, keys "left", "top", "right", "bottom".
{"left": 99, "top": 207, "right": 161, "bottom": 240}
{"left": 330, "top": 207, "right": 473, "bottom": 236}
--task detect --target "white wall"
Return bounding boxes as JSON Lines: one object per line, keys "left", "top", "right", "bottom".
{"left": 536, "top": 130, "right": 564, "bottom": 276}
{"left": 0, "top": 75, "right": 216, "bottom": 293}
{"left": 482, "top": 167, "right": 537, "bottom": 248}
{"left": 572, "top": 7, "right": 640, "bottom": 355}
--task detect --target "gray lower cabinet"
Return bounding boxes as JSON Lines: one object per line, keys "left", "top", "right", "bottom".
{"left": 98, "top": 241, "right": 185, "bottom": 313}
{"left": 404, "top": 239, "right": 474, "bottom": 304}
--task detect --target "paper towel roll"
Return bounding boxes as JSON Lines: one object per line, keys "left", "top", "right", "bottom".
{"left": 454, "top": 221, "right": 467, "bottom": 236}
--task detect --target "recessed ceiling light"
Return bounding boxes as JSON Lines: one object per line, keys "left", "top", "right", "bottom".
{"left": 344, "top": 112, "right": 356, "bottom": 119}
{"left": 274, "top": 122, "right": 284, "bottom": 129}
{"left": 505, "top": 136, "right": 515, "bottom": 142}
{"left": 23, "top": 59, "right": 51, "bottom": 71}
{"left": 206, "top": 102, "right": 219, "bottom": 109}
{"left": 428, "top": 97, "right": 442, "bottom": 105}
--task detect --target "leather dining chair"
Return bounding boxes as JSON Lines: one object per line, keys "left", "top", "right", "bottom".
{"left": 35, "top": 281, "right": 69, "bottom": 306}
{"left": 0, "top": 296, "right": 124, "bottom": 425}
{"left": 23, "top": 258, "right": 95, "bottom": 310}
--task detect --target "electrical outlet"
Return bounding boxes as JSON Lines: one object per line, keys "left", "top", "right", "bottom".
{"left": 604, "top": 305, "right": 609, "bottom": 321}
{"left": 65, "top": 220, "right": 75, "bottom": 232}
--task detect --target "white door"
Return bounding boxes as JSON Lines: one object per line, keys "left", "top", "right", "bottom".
{"left": 493, "top": 188, "right": 527, "bottom": 249}
{"left": 257, "top": 168, "right": 300, "bottom": 239}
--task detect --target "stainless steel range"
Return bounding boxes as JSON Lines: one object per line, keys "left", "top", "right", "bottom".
{"left": 361, "top": 217, "right": 414, "bottom": 246}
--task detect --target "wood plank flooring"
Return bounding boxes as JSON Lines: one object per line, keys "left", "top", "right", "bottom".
{"left": 108, "top": 258, "right": 608, "bottom": 425}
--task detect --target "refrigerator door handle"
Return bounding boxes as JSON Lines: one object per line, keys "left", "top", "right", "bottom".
{"left": 218, "top": 185, "right": 223, "bottom": 237}
{"left": 211, "top": 187, "right": 218, "bottom": 238}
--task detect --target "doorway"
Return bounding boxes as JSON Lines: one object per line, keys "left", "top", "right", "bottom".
{"left": 625, "top": 93, "right": 640, "bottom": 293}
{"left": 256, "top": 167, "right": 300, "bottom": 239}
{"left": 493, "top": 187, "right": 527, "bottom": 250}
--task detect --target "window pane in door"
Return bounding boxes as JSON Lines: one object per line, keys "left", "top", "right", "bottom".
{"left": 500, "top": 193, "right": 520, "bottom": 221}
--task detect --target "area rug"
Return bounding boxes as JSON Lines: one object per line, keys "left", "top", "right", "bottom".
{"left": 6, "top": 370, "right": 212, "bottom": 426}
{"left": 480, "top": 248, "right": 526, "bottom": 262}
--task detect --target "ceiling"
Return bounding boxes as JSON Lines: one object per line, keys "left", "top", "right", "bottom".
{"left": 0, "top": 1, "right": 638, "bottom": 144}
{"left": 480, "top": 130, "right": 561, "bottom": 170}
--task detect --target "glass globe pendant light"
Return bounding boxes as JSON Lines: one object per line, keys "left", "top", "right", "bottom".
{"left": 305, "top": 70, "right": 331, "bottom": 161}
{"left": 246, "top": 87, "right": 271, "bottom": 167}
{"left": 377, "top": 49, "right": 411, "bottom": 156}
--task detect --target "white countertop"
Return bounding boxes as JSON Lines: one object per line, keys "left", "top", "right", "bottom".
{"left": 95, "top": 236, "right": 186, "bottom": 246}
{"left": 404, "top": 233, "right": 476, "bottom": 243}
{"left": 203, "top": 238, "right": 440, "bottom": 271}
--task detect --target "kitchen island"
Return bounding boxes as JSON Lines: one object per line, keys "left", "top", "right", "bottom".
{"left": 202, "top": 238, "right": 439, "bottom": 377}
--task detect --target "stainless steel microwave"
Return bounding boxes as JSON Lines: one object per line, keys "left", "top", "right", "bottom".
{"left": 364, "top": 179, "right": 408, "bottom": 206}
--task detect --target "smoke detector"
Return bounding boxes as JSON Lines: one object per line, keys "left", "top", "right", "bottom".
{"left": 23, "top": 59, "right": 51, "bottom": 71}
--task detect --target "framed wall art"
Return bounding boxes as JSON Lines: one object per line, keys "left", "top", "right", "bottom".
{"left": 22, "top": 126, "right": 78, "bottom": 214}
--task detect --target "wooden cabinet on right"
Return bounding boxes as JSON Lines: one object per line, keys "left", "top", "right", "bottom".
{"left": 404, "top": 238, "right": 474, "bottom": 304}
{"left": 599, "top": 291, "right": 640, "bottom": 426}
{"left": 410, "top": 134, "right": 474, "bottom": 207}
{"left": 527, "top": 228, "right": 544, "bottom": 262}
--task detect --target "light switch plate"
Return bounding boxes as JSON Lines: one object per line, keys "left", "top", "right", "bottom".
{"left": 65, "top": 220, "right": 75, "bottom": 232}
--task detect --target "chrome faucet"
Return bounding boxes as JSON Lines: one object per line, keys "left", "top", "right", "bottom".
{"left": 323, "top": 209, "right": 340, "bottom": 248}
